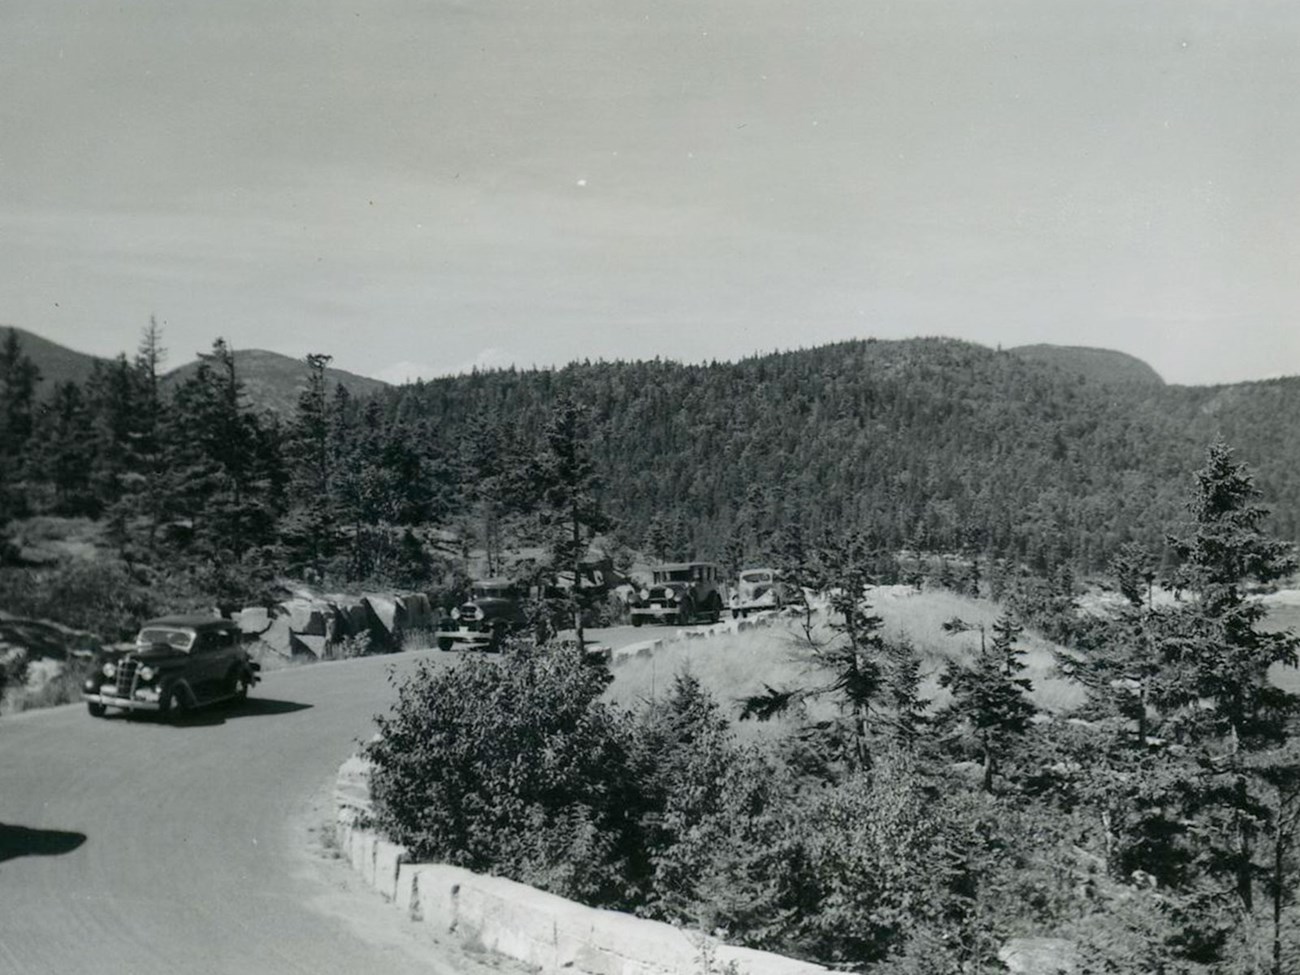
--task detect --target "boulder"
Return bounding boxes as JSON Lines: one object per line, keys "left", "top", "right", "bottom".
{"left": 999, "top": 938, "right": 1077, "bottom": 975}
{"left": 362, "top": 594, "right": 399, "bottom": 637}
{"left": 237, "top": 606, "right": 270, "bottom": 635}
{"left": 290, "top": 633, "right": 328, "bottom": 659}
{"left": 257, "top": 616, "right": 294, "bottom": 658}
{"left": 401, "top": 593, "right": 433, "bottom": 630}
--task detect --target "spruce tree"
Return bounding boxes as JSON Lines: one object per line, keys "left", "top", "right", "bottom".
{"left": 1157, "top": 443, "right": 1300, "bottom": 920}
{"left": 533, "top": 400, "right": 611, "bottom": 649}
{"left": 939, "top": 613, "right": 1036, "bottom": 792}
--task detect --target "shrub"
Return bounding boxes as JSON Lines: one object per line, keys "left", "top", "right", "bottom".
{"left": 366, "top": 646, "right": 639, "bottom": 906}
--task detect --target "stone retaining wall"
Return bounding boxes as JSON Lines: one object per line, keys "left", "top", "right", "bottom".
{"left": 333, "top": 755, "right": 829, "bottom": 975}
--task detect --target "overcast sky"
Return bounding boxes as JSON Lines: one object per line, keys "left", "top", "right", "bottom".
{"left": 3, "top": 1, "right": 1298, "bottom": 386}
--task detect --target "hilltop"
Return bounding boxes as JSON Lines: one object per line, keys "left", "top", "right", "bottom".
{"left": 1008, "top": 343, "right": 1165, "bottom": 386}
{"left": 2, "top": 326, "right": 106, "bottom": 390}
{"left": 162, "top": 348, "right": 389, "bottom": 416}
{"left": 2, "top": 326, "right": 388, "bottom": 415}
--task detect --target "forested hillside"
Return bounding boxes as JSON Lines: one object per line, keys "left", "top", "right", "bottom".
{"left": 2, "top": 327, "right": 1298, "bottom": 621}
{"left": 375, "top": 338, "right": 1223, "bottom": 571}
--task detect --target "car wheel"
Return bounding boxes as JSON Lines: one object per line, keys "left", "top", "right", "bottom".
{"left": 163, "top": 687, "right": 187, "bottom": 721}
{"left": 437, "top": 637, "right": 455, "bottom": 652}
{"left": 230, "top": 670, "right": 250, "bottom": 703}
{"left": 87, "top": 701, "right": 107, "bottom": 718}
{"left": 631, "top": 616, "right": 643, "bottom": 628}
{"left": 708, "top": 595, "right": 723, "bottom": 623}
{"left": 677, "top": 600, "right": 694, "bottom": 626}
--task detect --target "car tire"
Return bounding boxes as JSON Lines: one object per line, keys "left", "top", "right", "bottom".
{"left": 163, "top": 687, "right": 187, "bottom": 722}
{"left": 87, "top": 701, "right": 107, "bottom": 718}
{"left": 437, "top": 637, "right": 455, "bottom": 651}
{"left": 230, "top": 669, "right": 250, "bottom": 703}
{"left": 632, "top": 616, "right": 643, "bottom": 628}
{"left": 677, "top": 600, "right": 694, "bottom": 626}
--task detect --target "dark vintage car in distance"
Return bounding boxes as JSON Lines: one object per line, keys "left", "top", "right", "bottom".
{"left": 434, "top": 579, "right": 530, "bottom": 651}
{"left": 628, "top": 561, "right": 726, "bottom": 626}
{"left": 82, "top": 616, "right": 260, "bottom": 719}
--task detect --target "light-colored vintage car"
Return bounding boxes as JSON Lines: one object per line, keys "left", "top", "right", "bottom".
{"left": 729, "top": 567, "right": 791, "bottom": 618}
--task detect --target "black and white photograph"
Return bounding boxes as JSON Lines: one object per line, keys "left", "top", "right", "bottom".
{"left": 3, "top": 3, "right": 1300, "bottom": 973}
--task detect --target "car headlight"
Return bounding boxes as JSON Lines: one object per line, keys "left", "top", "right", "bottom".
{"left": 138, "top": 665, "right": 156, "bottom": 682}
{"left": 639, "top": 588, "right": 650, "bottom": 601}
{"left": 451, "top": 607, "right": 460, "bottom": 620}
{"left": 471, "top": 606, "right": 484, "bottom": 621}
{"left": 102, "top": 661, "right": 117, "bottom": 678}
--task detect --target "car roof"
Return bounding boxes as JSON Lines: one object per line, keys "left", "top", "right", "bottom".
{"left": 140, "top": 615, "right": 239, "bottom": 631}
{"left": 654, "top": 562, "right": 721, "bottom": 571}
{"left": 740, "top": 567, "right": 777, "bottom": 574}
{"left": 472, "top": 578, "right": 515, "bottom": 588}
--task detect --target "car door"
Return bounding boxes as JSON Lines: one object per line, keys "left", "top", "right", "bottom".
{"left": 190, "top": 631, "right": 224, "bottom": 697}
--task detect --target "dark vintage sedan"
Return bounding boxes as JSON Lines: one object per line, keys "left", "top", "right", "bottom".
{"left": 434, "top": 579, "right": 529, "bottom": 651}
{"left": 82, "top": 616, "right": 260, "bottom": 719}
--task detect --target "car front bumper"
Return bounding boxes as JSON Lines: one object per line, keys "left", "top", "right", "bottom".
{"left": 434, "top": 627, "right": 497, "bottom": 648}
{"left": 83, "top": 689, "right": 162, "bottom": 712}
{"left": 629, "top": 604, "right": 683, "bottom": 620}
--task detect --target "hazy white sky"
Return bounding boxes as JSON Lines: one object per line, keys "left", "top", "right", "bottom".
{"left": 3, "top": 1, "right": 1298, "bottom": 385}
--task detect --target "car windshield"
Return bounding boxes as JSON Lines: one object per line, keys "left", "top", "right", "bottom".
{"left": 741, "top": 572, "right": 772, "bottom": 584}
{"left": 136, "top": 627, "right": 194, "bottom": 651}
{"left": 654, "top": 569, "right": 693, "bottom": 583}
{"left": 473, "top": 586, "right": 513, "bottom": 599}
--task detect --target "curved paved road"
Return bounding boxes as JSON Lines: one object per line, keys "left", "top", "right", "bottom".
{"left": 0, "top": 627, "right": 678, "bottom": 975}
{"left": 0, "top": 650, "right": 495, "bottom": 975}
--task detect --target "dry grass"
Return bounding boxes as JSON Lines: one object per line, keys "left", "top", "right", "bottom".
{"left": 605, "top": 588, "right": 1087, "bottom": 735}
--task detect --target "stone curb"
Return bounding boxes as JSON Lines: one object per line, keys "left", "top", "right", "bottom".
{"left": 332, "top": 755, "right": 829, "bottom": 975}
{"left": 609, "top": 609, "right": 787, "bottom": 668}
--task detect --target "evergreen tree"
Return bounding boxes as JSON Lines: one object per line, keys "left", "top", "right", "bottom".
{"left": 162, "top": 339, "right": 278, "bottom": 582}
{"left": 282, "top": 353, "right": 338, "bottom": 566}
{"left": 1156, "top": 443, "right": 1300, "bottom": 919}
{"left": 0, "top": 329, "right": 41, "bottom": 461}
{"left": 32, "top": 381, "right": 96, "bottom": 515}
{"left": 743, "top": 531, "right": 922, "bottom": 772}
{"left": 533, "top": 400, "right": 612, "bottom": 649}
{"left": 940, "top": 613, "right": 1036, "bottom": 792}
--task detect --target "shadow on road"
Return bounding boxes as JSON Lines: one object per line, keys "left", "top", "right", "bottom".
{"left": 0, "top": 824, "right": 87, "bottom": 864}
{"left": 168, "top": 697, "right": 314, "bottom": 727}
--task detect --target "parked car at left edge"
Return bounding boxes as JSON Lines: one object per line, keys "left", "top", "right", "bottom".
{"left": 83, "top": 616, "right": 260, "bottom": 720}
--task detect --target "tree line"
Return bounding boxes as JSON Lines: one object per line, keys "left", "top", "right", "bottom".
{"left": 3, "top": 326, "right": 1298, "bottom": 628}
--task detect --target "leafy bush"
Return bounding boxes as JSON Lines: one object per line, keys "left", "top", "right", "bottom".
{"left": 366, "top": 646, "right": 639, "bottom": 906}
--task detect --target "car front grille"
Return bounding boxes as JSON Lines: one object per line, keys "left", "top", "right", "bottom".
{"left": 114, "top": 657, "right": 138, "bottom": 696}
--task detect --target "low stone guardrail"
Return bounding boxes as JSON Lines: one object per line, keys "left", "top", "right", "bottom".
{"left": 333, "top": 755, "right": 829, "bottom": 975}
{"left": 609, "top": 609, "right": 784, "bottom": 666}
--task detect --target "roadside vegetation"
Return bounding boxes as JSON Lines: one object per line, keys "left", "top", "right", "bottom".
{"left": 370, "top": 445, "right": 1300, "bottom": 974}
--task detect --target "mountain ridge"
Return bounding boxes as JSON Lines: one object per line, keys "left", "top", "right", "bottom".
{"left": 2, "top": 326, "right": 389, "bottom": 415}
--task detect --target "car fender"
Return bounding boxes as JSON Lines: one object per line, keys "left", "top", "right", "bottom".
{"left": 163, "top": 678, "right": 198, "bottom": 708}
